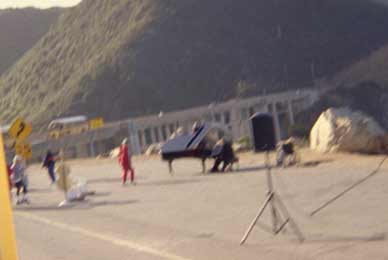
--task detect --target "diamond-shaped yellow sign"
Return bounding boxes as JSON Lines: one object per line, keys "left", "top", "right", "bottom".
{"left": 14, "top": 142, "right": 32, "bottom": 160}
{"left": 8, "top": 118, "right": 32, "bottom": 142}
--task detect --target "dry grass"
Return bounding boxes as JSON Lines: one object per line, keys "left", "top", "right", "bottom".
{"left": 1, "top": 0, "right": 388, "bottom": 129}
{"left": 0, "top": 7, "right": 62, "bottom": 74}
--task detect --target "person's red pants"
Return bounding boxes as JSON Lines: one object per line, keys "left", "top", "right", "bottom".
{"left": 122, "top": 166, "right": 134, "bottom": 184}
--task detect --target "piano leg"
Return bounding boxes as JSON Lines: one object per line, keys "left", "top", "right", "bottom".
{"left": 201, "top": 159, "right": 206, "bottom": 174}
{"left": 168, "top": 160, "right": 173, "bottom": 175}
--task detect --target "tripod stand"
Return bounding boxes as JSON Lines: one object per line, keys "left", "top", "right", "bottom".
{"left": 240, "top": 151, "right": 304, "bottom": 245}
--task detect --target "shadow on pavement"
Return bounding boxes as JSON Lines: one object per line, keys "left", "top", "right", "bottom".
{"left": 232, "top": 165, "right": 267, "bottom": 173}
{"left": 243, "top": 233, "right": 387, "bottom": 246}
{"left": 138, "top": 179, "right": 202, "bottom": 186}
{"left": 28, "top": 188, "right": 53, "bottom": 194}
{"left": 196, "top": 159, "right": 333, "bottom": 176}
{"left": 14, "top": 199, "right": 138, "bottom": 211}
{"left": 270, "top": 159, "right": 334, "bottom": 170}
{"left": 90, "top": 191, "right": 111, "bottom": 197}
{"left": 297, "top": 159, "right": 334, "bottom": 168}
{"left": 306, "top": 232, "right": 387, "bottom": 243}
{"left": 88, "top": 176, "right": 146, "bottom": 184}
{"left": 88, "top": 199, "right": 138, "bottom": 207}
{"left": 87, "top": 177, "right": 122, "bottom": 184}
{"left": 198, "top": 165, "right": 266, "bottom": 176}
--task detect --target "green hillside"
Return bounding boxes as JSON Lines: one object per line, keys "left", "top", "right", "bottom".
{"left": 334, "top": 43, "right": 388, "bottom": 89}
{"left": 0, "top": 7, "right": 63, "bottom": 75}
{"left": 1, "top": 0, "right": 388, "bottom": 126}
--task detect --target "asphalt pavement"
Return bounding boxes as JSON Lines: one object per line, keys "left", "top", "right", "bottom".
{"left": 12, "top": 151, "right": 388, "bottom": 259}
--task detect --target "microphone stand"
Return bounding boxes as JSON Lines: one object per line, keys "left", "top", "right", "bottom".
{"left": 240, "top": 149, "right": 304, "bottom": 244}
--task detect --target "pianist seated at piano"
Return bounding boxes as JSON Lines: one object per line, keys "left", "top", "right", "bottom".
{"left": 161, "top": 122, "right": 235, "bottom": 173}
{"left": 210, "top": 138, "right": 237, "bottom": 173}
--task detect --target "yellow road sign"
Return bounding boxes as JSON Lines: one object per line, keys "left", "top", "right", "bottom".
{"left": 0, "top": 131, "right": 19, "bottom": 260}
{"left": 48, "top": 130, "right": 61, "bottom": 139}
{"left": 14, "top": 142, "right": 23, "bottom": 155}
{"left": 8, "top": 118, "right": 32, "bottom": 142}
{"left": 15, "top": 142, "right": 32, "bottom": 160}
{"left": 23, "top": 145, "right": 32, "bottom": 160}
{"left": 89, "top": 118, "right": 104, "bottom": 129}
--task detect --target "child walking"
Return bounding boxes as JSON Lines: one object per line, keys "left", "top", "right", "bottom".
{"left": 11, "top": 155, "right": 29, "bottom": 205}
{"left": 43, "top": 150, "right": 57, "bottom": 185}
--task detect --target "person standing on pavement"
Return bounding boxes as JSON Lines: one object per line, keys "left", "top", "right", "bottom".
{"left": 43, "top": 150, "right": 56, "bottom": 185}
{"left": 118, "top": 138, "right": 135, "bottom": 185}
{"left": 11, "top": 155, "right": 29, "bottom": 205}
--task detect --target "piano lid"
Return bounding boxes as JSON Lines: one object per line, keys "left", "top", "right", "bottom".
{"left": 161, "top": 124, "right": 223, "bottom": 154}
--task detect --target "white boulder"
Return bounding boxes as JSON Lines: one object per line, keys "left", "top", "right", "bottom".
{"left": 310, "top": 107, "right": 387, "bottom": 153}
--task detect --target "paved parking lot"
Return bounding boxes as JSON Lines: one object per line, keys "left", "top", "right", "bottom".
{"left": 13, "top": 151, "right": 388, "bottom": 259}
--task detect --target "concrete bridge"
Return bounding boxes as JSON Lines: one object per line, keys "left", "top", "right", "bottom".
{"left": 127, "top": 88, "right": 320, "bottom": 154}
{"left": 28, "top": 88, "right": 320, "bottom": 161}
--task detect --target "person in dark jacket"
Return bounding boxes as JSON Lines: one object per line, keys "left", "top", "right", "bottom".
{"left": 210, "top": 138, "right": 236, "bottom": 172}
{"left": 43, "top": 150, "right": 56, "bottom": 184}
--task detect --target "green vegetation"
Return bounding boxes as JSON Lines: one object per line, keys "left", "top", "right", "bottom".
{"left": 295, "top": 81, "right": 388, "bottom": 131}
{"left": 1, "top": 0, "right": 388, "bottom": 127}
{"left": 288, "top": 124, "right": 310, "bottom": 139}
{"left": 236, "top": 136, "right": 251, "bottom": 149}
{"left": 0, "top": 8, "right": 63, "bottom": 75}
{"left": 335, "top": 44, "right": 388, "bottom": 90}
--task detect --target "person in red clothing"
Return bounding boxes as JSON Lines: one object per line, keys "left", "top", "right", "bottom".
{"left": 118, "top": 138, "right": 135, "bottom": 185}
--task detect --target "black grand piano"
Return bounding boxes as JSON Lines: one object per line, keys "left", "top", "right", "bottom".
{"left": 160, "top": 123, "right": 229, "bottom": 173}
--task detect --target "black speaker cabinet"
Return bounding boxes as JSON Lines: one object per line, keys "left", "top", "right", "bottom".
{"left": 250, "top": 113, "right": 276, "bottom": 152}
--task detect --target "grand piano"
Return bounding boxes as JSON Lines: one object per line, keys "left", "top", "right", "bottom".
{"left": 160, "top": 123, "right": 229, "bottom": 173}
